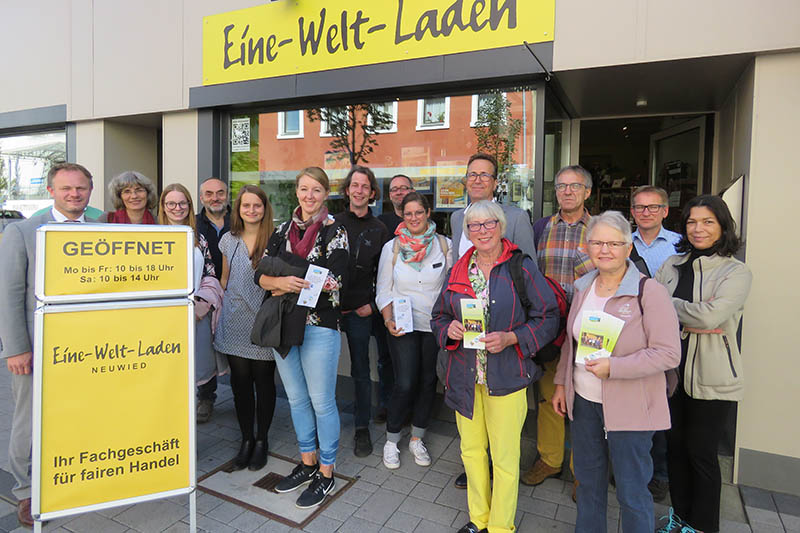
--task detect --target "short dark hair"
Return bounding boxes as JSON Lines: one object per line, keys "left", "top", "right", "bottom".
{"left": 675, "top": 194, "right": 741, "bottom": 256}
{"left": 400, "top": 191, "right": 431, "bottom": 213}
{"left": 341, "top": 165, "right": 380, "bottom": 201}
{"left": 467, "top": 153, "right": 498, "bottom": 176}
{"left": 47, "top": 162, "right": 93, "bottom": 188}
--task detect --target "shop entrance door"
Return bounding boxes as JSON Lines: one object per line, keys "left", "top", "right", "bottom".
{"left": 649, "top": 116, "right": 706, "bottom": 228}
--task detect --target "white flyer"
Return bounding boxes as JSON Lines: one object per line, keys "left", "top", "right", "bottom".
{"left": 297, "top": 265, "right": 329, "bottom": 308}
{"left": 393, "top": 297, "right": 414, "bottom": 333}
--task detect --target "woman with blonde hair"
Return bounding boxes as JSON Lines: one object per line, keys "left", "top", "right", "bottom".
{"left": 257, "top": 167, "right": 349, "bottom": 509}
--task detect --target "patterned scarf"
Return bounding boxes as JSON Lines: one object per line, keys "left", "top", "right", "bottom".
{"left": 395, "top": 221, "right": 436, "bottom": 271}
{"left": 288, "top": 205, "right": 328, "bottom": 258}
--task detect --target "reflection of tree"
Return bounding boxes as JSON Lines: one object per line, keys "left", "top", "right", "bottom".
{"left": 474, "top": 93, "right": 522, "bottom": 198}
{"left": 307, "top": 104, "right": 394, "bottom": 166}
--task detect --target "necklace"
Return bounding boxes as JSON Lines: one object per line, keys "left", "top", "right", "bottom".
{"left": 597, "top": 278, "right": 622, "bottom": 292}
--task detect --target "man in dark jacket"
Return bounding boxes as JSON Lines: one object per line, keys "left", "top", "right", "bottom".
{"left": 334, "top": 166, "right": 390, "bottom": 457}
{"left": 195, "top": 177, "right": 231, "bottom": 423}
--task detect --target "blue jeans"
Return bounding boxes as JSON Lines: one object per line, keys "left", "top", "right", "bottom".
{"left": 572, "top": 394, "right": 654, "bottom": 533}
{"left": 274, "top": 325, "right": 341, "bottom": 466}
{"left": 651, "top": 430, "right": 669, "bottom": 481}
{"left": 342, "top": 313, "right": 373, "bottom": 429}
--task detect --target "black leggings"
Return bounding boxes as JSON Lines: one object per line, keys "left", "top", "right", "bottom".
{"left": 227, "top": 355, "right": 277, "bottom": 442}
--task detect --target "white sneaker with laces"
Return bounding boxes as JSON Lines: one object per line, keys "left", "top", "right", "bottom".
{"left": 383, "top": 441, "right": 400, "bottom": 469}
{"left": 408, "top": 439, "right": 431, "bottom": 466}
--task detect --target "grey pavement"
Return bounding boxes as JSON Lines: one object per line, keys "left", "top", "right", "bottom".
{"left": 0, "top": 368, "right": 796, "bottom": 532}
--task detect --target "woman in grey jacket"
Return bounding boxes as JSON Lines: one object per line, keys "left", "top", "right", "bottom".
{"left": 654, "top": 195, "right": 752, "bottom": 533}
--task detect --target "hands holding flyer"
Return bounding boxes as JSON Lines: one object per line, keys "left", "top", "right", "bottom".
{"left": 448, "top": 299, "right": 517, "bottom": 353}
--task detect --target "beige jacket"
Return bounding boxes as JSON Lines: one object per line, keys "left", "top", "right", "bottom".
{"left": 655, "top": 253, "right": 752, "bottom": 401}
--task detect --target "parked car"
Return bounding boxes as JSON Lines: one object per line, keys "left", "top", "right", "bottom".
{"left": 0, "top": 209, "right": 25, "bottom": 241}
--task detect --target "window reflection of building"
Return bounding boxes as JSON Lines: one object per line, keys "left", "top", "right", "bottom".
{"left": 0, "top": 130, "right": 66, "bottom": 216}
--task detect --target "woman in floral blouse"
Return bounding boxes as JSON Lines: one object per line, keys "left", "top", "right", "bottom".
{"left": 256, "top": 167, "right": 349, "bottom": 509}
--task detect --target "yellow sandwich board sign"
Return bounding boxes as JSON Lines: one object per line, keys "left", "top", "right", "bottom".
{"left": 36, "top": 224, "right": 193, "bottom": 303}
{"left": 32, "top": 300, "right": 195, "bottom": 518}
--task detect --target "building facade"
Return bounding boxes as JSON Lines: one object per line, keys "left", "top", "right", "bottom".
{"left": 1, "top": 0, "right": 798, "bottom": 495}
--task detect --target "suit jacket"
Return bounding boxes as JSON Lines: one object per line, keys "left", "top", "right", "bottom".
{"left": 449, "top": 203, "right": 536, "bottom": 264}
{"left": 0, "top": 212, "right": 54, "bottom": 358}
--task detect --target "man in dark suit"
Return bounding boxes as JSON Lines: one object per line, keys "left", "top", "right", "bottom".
{"left": 0, "top": 162, "right": 94, "bottom": 527}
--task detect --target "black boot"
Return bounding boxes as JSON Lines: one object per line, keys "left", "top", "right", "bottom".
{"left": 233, "top": 439, "right": 254, "bottom": 470}
{"left": 248, "top": 440, "right": 268, "bottom": 471}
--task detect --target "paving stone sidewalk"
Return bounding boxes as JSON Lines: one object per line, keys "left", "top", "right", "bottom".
{"left": 0, "top": 369, "right": 796, "bottom": 532}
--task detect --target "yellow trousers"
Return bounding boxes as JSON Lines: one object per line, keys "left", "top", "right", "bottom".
{"left": 537, "top": 360, "right": 566, "bottom": 468}
{"left": 456, "top": 384, "right": 527, "bottom": 533}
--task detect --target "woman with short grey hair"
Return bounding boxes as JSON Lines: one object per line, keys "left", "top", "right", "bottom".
{"left": 100, "top": 170, "right": 158, "bottom": 224}
{"left": 586, "top": 210, "right": 632, "bottom": 245}
{"left": 463, "top": 200, "right": 507, "bottom": 237}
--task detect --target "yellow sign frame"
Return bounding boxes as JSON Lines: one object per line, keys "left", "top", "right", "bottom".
{"left": 32, "top": 299, "right": 195, "bottom": 520}
{"left": 35, "top": 224, "right": 194, "bottom": 304}
{"left": 203, "top": 0, "right": 555, "bottom": 86}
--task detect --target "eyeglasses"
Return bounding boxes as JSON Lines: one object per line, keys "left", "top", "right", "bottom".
{"left": 403, "top": 209, "right": 426, "bottom": 219}
{"left": 587, "top": 240, "right": 629, "bottom": 250}
{"left": 555, "top": 182, "right": 586, "bottom": 192}
{"left": 466, "top": 219, "right": 499, "bottom": 232}
{"left": 165, "top": 201, "right": 189, "bottom": 210}
{"left": 389, "top": 185, "right": 412, "bottom": 193}
{"left": 466, "top": 172, "right": 495, "bottom": 182}
{"left": 632, "top": 204, "right": 666, "bottom": 214}
{"left": 121, "top": 187, "right": 145, "bottom": 196}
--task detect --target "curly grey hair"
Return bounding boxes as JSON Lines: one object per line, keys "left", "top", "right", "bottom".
{"left": 108, "top": 171, "right": 158, "bottom": 211}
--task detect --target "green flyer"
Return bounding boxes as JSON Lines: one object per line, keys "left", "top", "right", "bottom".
{"left": 575, "top": 310, "right": 626, "bottom": 364}
{"left": 460, "top": 298, "right": 486, "bottom": 349}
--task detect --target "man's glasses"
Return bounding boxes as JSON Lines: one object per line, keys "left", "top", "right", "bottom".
{"left": 632, "top": 204, "right": 666, "bottom": 214}
{"left": 466, "top": 219, "right": 499, "bottom": 232}
{"left": 165, "top": 201, "right": 189, "bottom": 210}
{"left": 554, "top": 182, "right": 586, "bottom": 192}
{"left": 466, "top": 172, "right": 495, "bottom": 182}
{"left": 389, "top": 185, "right": 412, "bottom": 193}
{"left": 587, "top": 240, "right": 628, "bottom": 250}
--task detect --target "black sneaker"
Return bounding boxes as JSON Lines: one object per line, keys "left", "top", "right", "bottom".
{"left": 296, "top": 472, "right": 335, "bottom": 509}
{"left": 456, "top": 522, "right": 487, "bottom": 533}
{"left": 648, "top": 478, "right": 669, "bottom": 502}
{"left": 354, "top": 428, "right": 373, "bottom": 457}
{"left": 274, "top": 462, "right": 319, "bottom": 493}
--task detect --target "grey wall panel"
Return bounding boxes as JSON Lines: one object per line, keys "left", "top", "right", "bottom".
{"left": 0, "top": 105, "right": 67, "bottom": 131}
{"left": 738, "top": 448, "right": 800, "bottom": 496}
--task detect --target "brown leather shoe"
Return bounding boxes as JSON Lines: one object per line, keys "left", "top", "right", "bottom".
{"left": 17, "top": 498, "right": 33, "bottom": 528}
{"left": 520, "top": 459, "right": 562, "bottom": 486}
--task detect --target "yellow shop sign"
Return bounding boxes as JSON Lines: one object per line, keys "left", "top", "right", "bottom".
{"left": 203, "top": 0, "right": 555, "bottom": 85}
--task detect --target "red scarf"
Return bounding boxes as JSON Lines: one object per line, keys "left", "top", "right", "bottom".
{"left": 288, "top": 206, "right": 328, "bottom": 259}
{"left": 107, "top": 209, "right": 156, "bottom": 224}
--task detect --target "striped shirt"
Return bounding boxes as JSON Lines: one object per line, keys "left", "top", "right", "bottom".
{"left": 536, "top": 210, "right": 594, "bottom": 302}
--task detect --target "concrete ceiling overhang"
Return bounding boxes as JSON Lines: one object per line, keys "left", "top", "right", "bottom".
{"left": 550, "top": 52, "right": 755, "bottom": 118}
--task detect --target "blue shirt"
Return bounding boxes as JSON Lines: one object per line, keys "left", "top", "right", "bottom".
{"left": 632, "top": 226, "right": 681, "bottom": 276}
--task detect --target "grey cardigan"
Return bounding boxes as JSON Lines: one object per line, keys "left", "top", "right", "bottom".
{"left": 449, "top": 203, "right": 536, "bottom": 264}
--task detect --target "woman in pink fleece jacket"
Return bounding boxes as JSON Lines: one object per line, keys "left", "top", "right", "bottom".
{"left": 552, "top": 211, "right": 680, "bottom": 533}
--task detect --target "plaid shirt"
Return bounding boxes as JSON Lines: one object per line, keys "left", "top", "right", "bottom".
{"left": 536, "top": 210, "right": 595, "bottom": 302}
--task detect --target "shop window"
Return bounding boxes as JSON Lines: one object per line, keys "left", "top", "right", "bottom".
{"left": 277, "top": 111, "right": 303, "bottom": 139}
{"left": 227, "top": 87, "right": 538, "bottom": 227}
{"left": 0, "top": 130, "right": 66, "bottom": 216}
{"left": 416, "top": 97, "right": 450, "bottom": 130}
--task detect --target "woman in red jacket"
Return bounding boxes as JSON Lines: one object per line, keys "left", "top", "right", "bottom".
{"left": 552, "top": 211, "right": 680, "bottom": 533}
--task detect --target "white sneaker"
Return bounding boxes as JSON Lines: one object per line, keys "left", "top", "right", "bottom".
{"left": 383, "top": 441, "right": 400, "bottom": 470}
{"left": 408, "top": 439, "right": 431, "bottom": 466}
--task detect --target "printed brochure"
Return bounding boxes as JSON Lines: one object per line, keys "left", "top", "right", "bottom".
{"left": 575, "top": 310, "right": 625, "bottom": 364}
{"left": 460, "top": 298, "right": 485, "bottom": 349}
